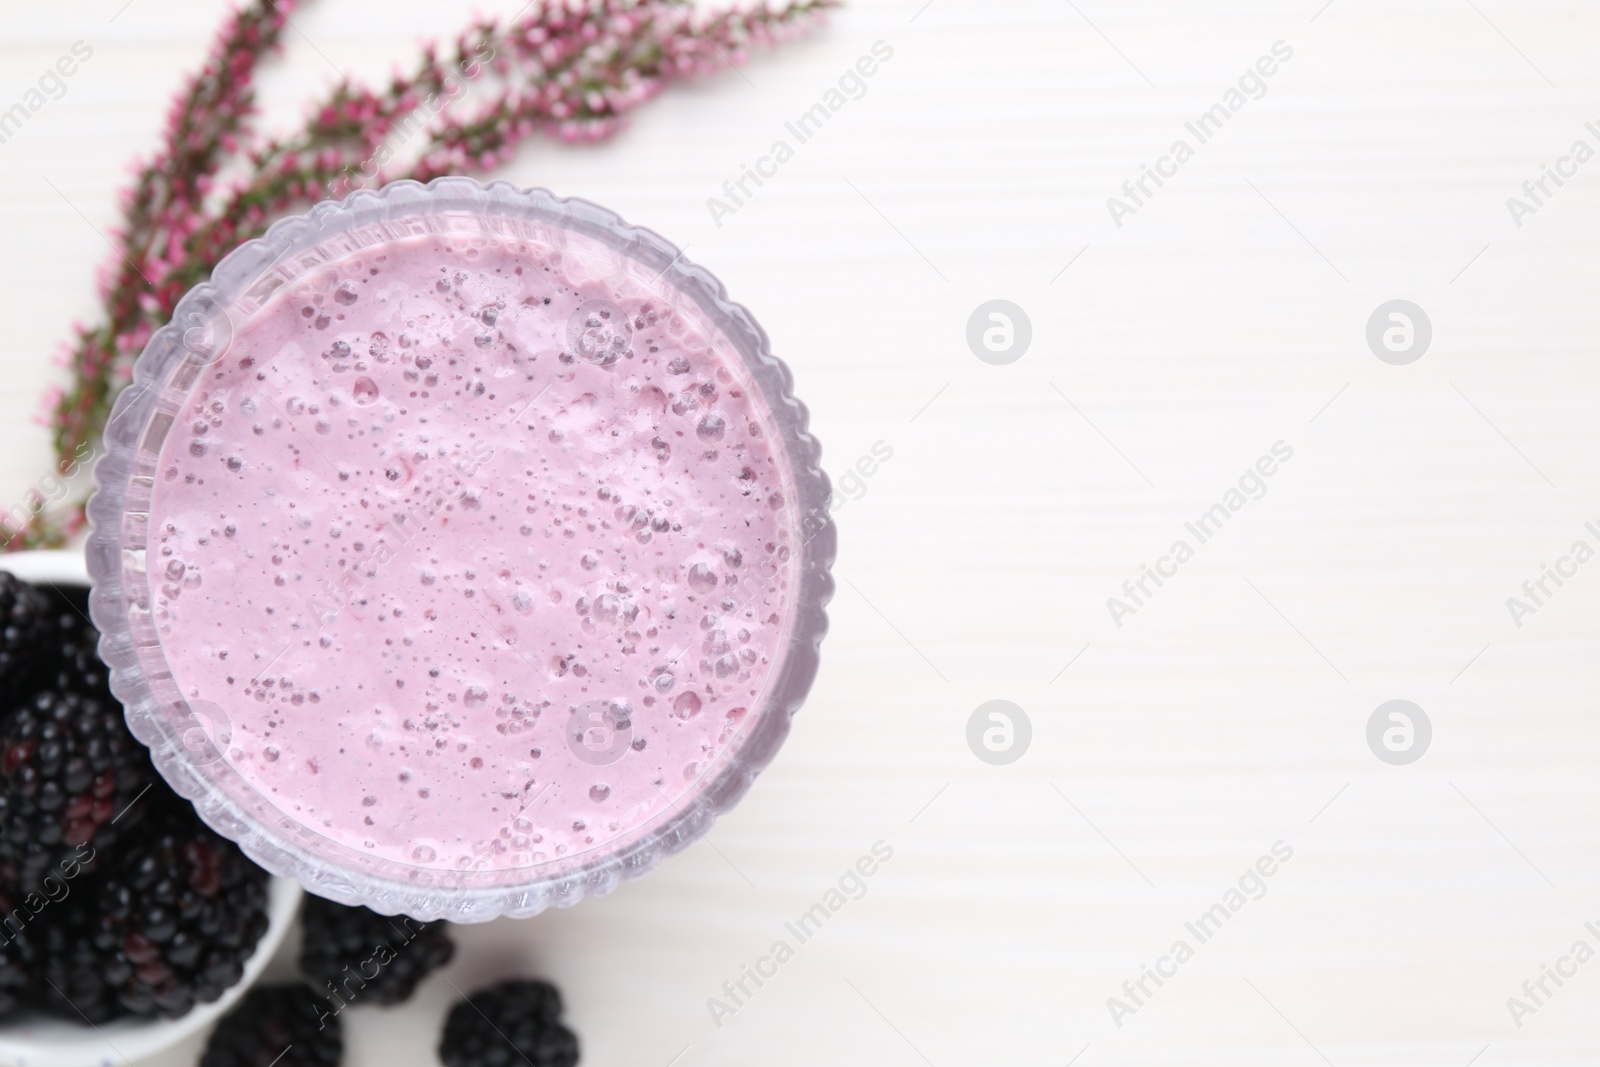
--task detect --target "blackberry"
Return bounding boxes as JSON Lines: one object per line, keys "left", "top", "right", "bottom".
{"left": 27, "top": 895, "right": 125, "bottom": 1023}
{"left": 38, "top": 587, "right": 107, "bottom": 696}
{"left": 299, "top": 896, "right": 454, "bottom": 1006}
{"left": 89, "top": 798, "right": 271, "bottom": 1017}
{"left": 200, "top": 984, "right": 343, "bottom": 1067}
{"left": 0, "top": 686, "right": 155, "bottom": 887}
{"left": 0, "top": 573, "right": 52, "bottom": 704}
{"left": 440, "top": 979, "right": 579, "bottom": 1067}
{"left": 0, "top": 923, "right": 29, "bottom": 1021}
{"left": 0, "top": 876, "right": 128, "bottom": 1024}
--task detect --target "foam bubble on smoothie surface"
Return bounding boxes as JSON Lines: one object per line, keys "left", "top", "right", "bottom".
{"left": 146, "top": 231, "right": 796, "bottom": 871}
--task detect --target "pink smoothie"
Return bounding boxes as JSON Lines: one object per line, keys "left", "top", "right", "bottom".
{"left": 145, "top": 229, "right": 798, "bottom": 873}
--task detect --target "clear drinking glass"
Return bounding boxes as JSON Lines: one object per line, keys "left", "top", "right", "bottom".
{"left": 87, "top": 177, "right": 835, "bottom": 921}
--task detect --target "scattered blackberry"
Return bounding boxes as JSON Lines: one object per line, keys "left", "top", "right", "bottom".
{"left": 299, "top": 896, "right": 454, "bottom": 1006}
{"left": 440, "top": 979, "right": 579, "bottom": 1067}
{"left": 0, "top": 686, "right": 155, "bottom": 887}
{"left": 89, "top": 798, "right": 271, "bottom": 1017}
{"left": 200, "top": 984, "right": 343, "bottom": 1067}
{"left": 0, "top": 573, "right": 53, "bottom": 704}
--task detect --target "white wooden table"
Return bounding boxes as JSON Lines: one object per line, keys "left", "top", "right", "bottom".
{"left": 3, "top": 1, "right": 1600, "bottom": 1063}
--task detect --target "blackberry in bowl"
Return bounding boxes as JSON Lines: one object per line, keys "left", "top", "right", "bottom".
{"left": 0, "top": 550, "right": 302, "bottom": 1067}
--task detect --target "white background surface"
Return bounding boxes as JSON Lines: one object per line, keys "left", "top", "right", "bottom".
{"left": 4, "top": 1, "right": 1600, "bottom": 1064}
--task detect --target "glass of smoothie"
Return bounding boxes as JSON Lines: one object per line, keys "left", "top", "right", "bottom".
{"left": 87, "top": 178, "right": 834, "bottom": 920}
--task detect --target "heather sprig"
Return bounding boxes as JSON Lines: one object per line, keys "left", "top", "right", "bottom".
{"left": 21, "top": 0, "right": 836, "bottom": 550}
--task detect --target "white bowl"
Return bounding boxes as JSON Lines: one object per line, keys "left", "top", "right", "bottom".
{"left": 0, "top": 549, "right": 303, "bottom": 1067}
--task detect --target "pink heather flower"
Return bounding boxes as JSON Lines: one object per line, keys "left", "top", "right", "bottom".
{"left": 35, "top": 386, "right": 65, "bottom": 426}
